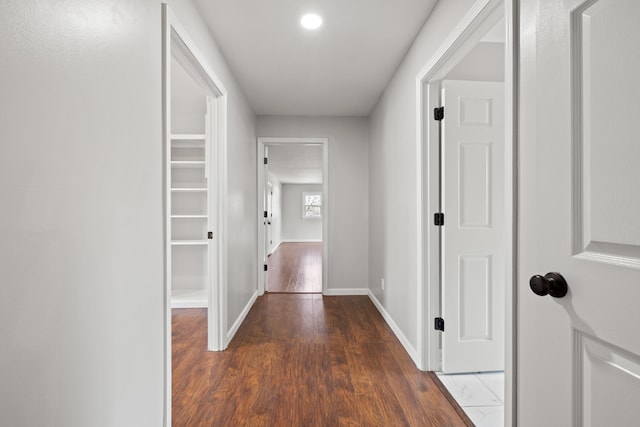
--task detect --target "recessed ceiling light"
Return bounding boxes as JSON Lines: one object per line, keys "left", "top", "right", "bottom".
{"left": 300, "top": 13, "right": 323, "bottom": 30}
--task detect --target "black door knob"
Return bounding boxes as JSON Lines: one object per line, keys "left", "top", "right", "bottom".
{"left": 529, "top": 272, "right": 568, "bottom": 298}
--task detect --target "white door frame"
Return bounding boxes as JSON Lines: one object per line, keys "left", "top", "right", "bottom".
{"left": 162, "top": 5, "right": 229, "bottom": 426}
{"left": 256, "top": 137, "right": 329, "bottom": 295}
{"left": 415, "top": 0, "right": 517, "bottom": 425}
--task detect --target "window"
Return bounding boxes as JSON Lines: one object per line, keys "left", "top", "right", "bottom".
{"left": 302, "top": 191, "right": 322, "bottom": 219}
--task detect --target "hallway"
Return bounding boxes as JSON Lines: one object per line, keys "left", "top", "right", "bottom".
{"left": 172, "top": 294, "right": 471, "bottom": 426}
{"left": 267, "top": 242, "right": 322, "bottom": 293}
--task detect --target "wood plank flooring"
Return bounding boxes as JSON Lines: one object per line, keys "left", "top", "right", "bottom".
{"left": 172, "top": 294, "right": 472, "bottom": 426}
{"left": 267, "top": 242, "right": 322, "bottom": 293}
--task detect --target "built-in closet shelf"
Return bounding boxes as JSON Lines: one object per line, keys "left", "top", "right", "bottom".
{"left": 171, "top": 215, "right": 208, "bottom": 219}
{"left": 171, "top": 133, "right": 205, "bottom": 140}
{"left": 171, "top": 240, "right": 209, "bottom": 246}
{"left": 170, "top": 187, "right": 207, "bottom": 193}
{"left": 171, "top": 182, "right": 206, "bottom": 189}
{"left": 170, "top": 161, "right": 205, "bottom": 168}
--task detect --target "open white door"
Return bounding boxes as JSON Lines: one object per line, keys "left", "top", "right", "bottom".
{"left": 262, "top": 146, "right": 269, "bottom": 278}
{"left": 441, "top": 80, "right": 505, "bottom": 373}
{"left": 519, "top": 0, "right": 640, "bottom": 425}
{"left": 266, "top": 182, "right": 273, "bottom": 254}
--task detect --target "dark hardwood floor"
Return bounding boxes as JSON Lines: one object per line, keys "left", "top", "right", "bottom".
{"left": 267, "top": 242, "right": 322, "bottom": 293}
{"left": 172, "top": 294, "right": 471, "bottom": 426}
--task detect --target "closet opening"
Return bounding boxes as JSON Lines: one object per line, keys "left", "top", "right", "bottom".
{"left": 163, "top": 6, "right": 228, "bottom": 424}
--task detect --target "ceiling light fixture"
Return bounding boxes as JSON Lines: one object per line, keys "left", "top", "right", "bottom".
{"left": 300, "top": 13, "right": 323, "bottom": 30}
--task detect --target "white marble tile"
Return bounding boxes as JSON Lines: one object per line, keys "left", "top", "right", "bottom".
{"left": 463, "top": 405, "right": 504, "bottom": 427}
{"left": 436, "top": 373, "right": 503, "bottom": 407}
{"left": 476, "top": 372, "right": 505, "bottom": 401}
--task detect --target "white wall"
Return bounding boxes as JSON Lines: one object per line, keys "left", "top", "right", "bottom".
{"left": 282, "top": 184, "right": 323, "bottom": 242}
{"left": 446, "top": 42, "right": 505, "bottom": 82}
{"left": 171, "top": 55, "right": 207, "bottom": 133}
{"left": 368, "top": 0, "right": 478, "bottom": 355}
{"left": 0, "top": 1, "right": 257, "bottom": 426}
{"left": 257, "top": 116, "right": 369, "bottom": 291}
{"left": 266, "top": 172, "right": 282, "bottom": 252}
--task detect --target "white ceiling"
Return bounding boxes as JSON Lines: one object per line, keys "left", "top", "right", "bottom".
{"left": 267, "top": 145, "right": 323, "bottom": 184}
{"left": 193, "top": 0, "right": 439, "bottom": 116}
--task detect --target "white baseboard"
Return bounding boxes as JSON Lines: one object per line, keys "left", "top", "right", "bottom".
{"left": 323, "top": 288, "right": 369, "bottom": 296}
{"left": 225, "top": 290, "right": 258, "bottom": 346}
{"left": 171, "top": 300, "right": 207, "bottom": 309}
{"left": 281, "top": 239, "right": 323, "bottom": 243}
{"left": 367, "top": 290, "right": 419, "bottom": 366}
{"left": 268, "top": 241, "right": 282, "bottom": 255}
{"left": 170, "top": 290, "right": 208, "bottom": 309}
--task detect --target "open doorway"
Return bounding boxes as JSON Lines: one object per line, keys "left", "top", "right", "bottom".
{"left": 436, "top": 73, "right": 506, "bottom": 423}
{"left": 264, "top": 145, "right": 323, "bottom": 293}
{"left": 417, "top": 1, "right": 515, "bottom": 426}
{"left": 257, "top": 138, "right": 329, "bottom": 295}
{"left": 162, "top": 6, "right": 228, "bottom": 425}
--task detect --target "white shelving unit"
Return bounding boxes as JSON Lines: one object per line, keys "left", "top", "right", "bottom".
{"left": 170, "top": 132, "right": 209, "bottom": 308}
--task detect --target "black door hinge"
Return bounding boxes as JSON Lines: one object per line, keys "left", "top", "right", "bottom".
{"left": 264, "top": 211, "right": 268, "bottom": 218}
{"left": 434, "top": 213, "right": 444, "bottom": 226}
{"left": 434, "top": 317, "right": 445, "bottom": 332}
{"left": 263, "top": 263, "right": 268, "bottom": 272}
{"left": 207, "top": 231, "right": 213, "bottom": 239}
{"left": 434, "top": 107, "right": 444, "bottom": 121}
{"left": 264, "top": 157, "right": 268, "bottom": 165}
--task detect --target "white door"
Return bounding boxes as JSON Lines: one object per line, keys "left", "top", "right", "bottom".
{"left": 262, "top": 146, "right": 269, "bottom": 274}
{"left": 441, "top": 80, "right": 505, "bottom": 373}
{"left": 267, "top": 183, "right": 273, "bottom": 253}
{"left": 519, "top": 0, "right": 640, "bottom": 425}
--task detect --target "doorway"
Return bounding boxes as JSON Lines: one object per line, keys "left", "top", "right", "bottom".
{"left": 257, "top": 138, "right": 329, "bottom": 295}
{"left": 162, "top": 5, "right": 228, "bottom": 425}
{"left": 416, "top": 1, "right": 516, "bottom": 426}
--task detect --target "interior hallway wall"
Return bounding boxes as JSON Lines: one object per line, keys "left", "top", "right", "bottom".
{"left": 257, "top": 116, "right": 369, "bottom": 292}
{"left": 281, "top": 184, "right": 323, "bottom": 242}
{"left": 0, "top": 1, "right": 256, "bottom": 425}
{"left": 368, "top": 0, "right": 478, "bottom": 358}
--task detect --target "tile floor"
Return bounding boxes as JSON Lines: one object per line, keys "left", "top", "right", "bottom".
{"left": 437, "top": 372, "right": 505, "bottom": 427}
